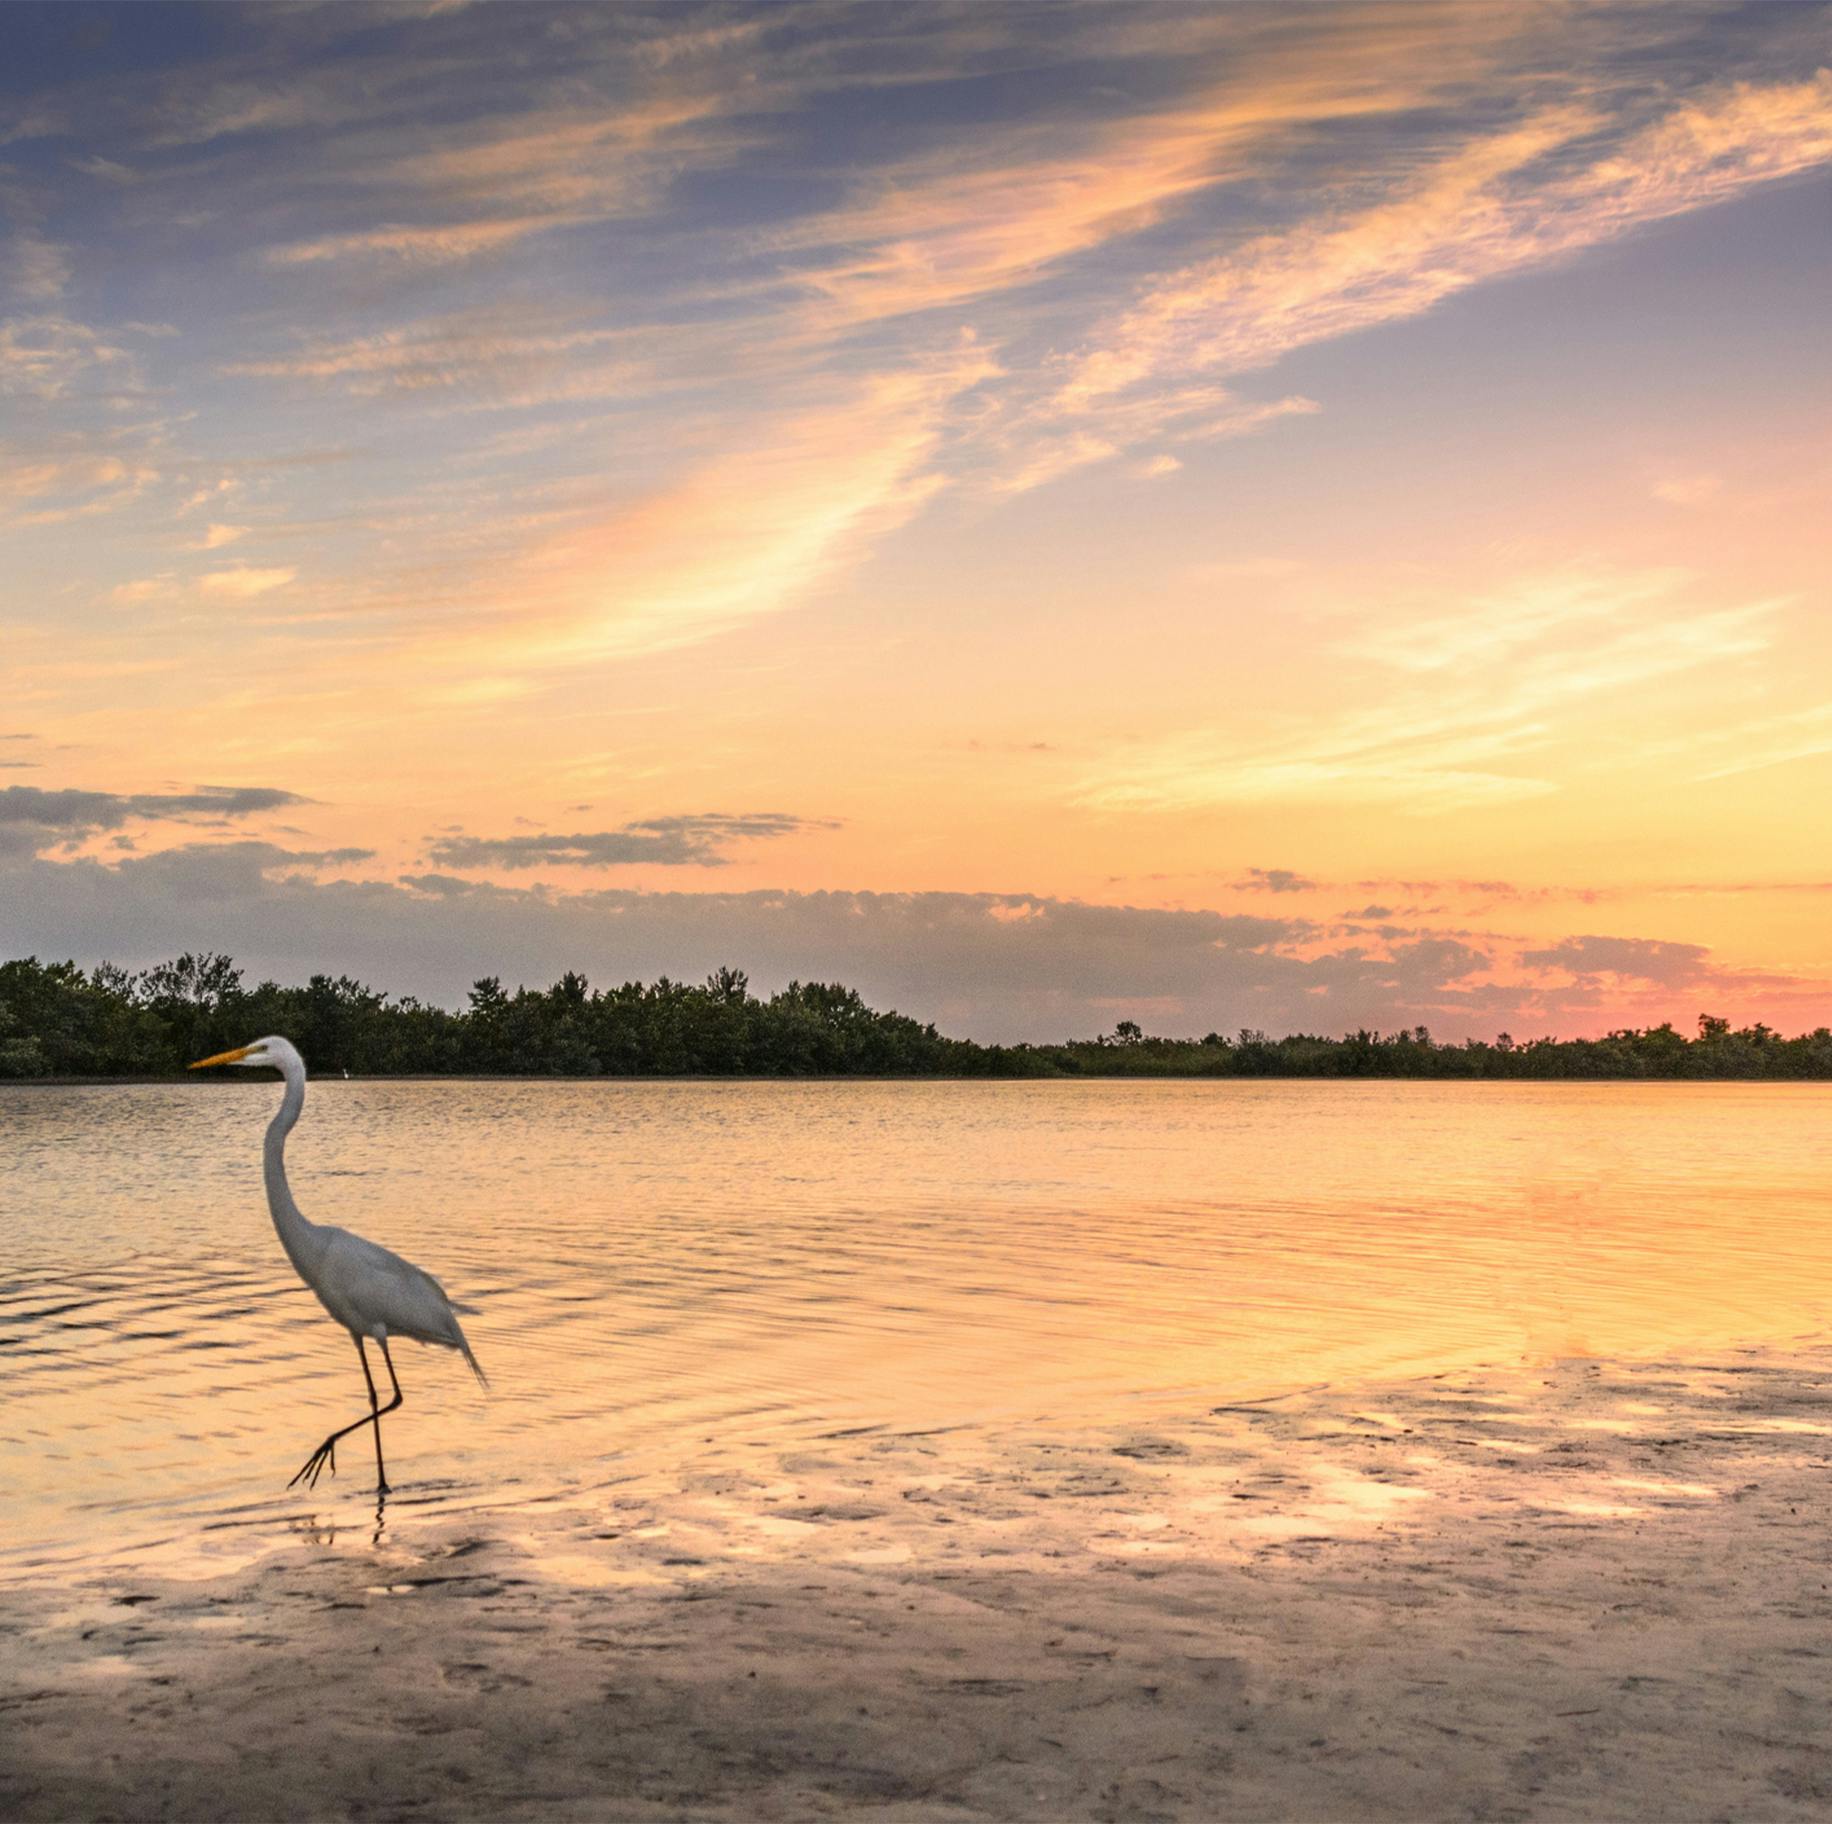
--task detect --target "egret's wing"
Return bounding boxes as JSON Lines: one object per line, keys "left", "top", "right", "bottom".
{"left": 315, "top": 1227, "right": 485, "bottom": 1382}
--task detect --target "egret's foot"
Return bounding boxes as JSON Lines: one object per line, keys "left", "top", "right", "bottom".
{"left": 288, "top": 1437, "right": 337, "bottom": 1490}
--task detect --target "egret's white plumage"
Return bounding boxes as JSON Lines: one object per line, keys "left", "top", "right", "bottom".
{"left": 191, "top": 1034, "right": 484, "bottom": 1490}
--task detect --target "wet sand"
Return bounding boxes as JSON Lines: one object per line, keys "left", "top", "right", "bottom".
{"left": 7, "top": 1348, "right": 1832, "bottom": 1821}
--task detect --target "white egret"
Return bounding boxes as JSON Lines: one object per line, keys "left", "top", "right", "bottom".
{"left": 190, "top": 1035, "right": 485, "bottom": 1492}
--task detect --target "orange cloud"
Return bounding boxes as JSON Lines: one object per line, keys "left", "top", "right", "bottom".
{"left": 0, "top": 448, "right": 152, "bottom": 525}
{"left": 199, "top": 566, "right": 297, "bottom": 600}
{"left": 383, "top": 97, "right": 723, "bottom": 208}
{"left": 420, "top": 345, "right": 996, "bottom": 675}
{"left": 223, "top": 316, "right": 633, "bottom": 396}
{"left": 990, "top": 390, "right": 1317, "bottom": 495}
{"left": 188, "top": 523, "right": 248, "bottom": 551}
{"left": 0, "top": 314, "right": 129, "bottom": 400}
{"left": 266, "top": 217, "right": 560, "bottom": 268}
{"left": 778, "top": 69, "right": 1457, "bottom": 334}
{"left": 263, "top": 95, "right": 749, "bottom": 268}
{"left": 1062, "top": 72, "right": 1832, "bottom": 405}
{"left": 1075, "top": 571, "right": 1789, "bottom": 814}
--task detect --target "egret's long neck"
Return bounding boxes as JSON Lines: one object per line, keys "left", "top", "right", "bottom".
{"left": 263, "top": 1059, "right": 320, "bottom": 1272}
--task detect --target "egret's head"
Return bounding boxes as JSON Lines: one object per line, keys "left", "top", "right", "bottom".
{"left": 188, "top": 1035, "right": 301, "bottom": 1072}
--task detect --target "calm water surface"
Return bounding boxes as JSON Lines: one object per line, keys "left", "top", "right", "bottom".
{"left": 4, "top": 1078, "right": 1832, "bottom": 1577}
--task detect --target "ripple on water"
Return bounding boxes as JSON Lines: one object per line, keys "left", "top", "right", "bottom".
{"left": 4, "top": 1077, "right": 1832, "bottom": 1577}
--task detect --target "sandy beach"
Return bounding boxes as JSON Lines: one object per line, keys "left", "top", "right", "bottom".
{"left": 7, "top": 1346, "right": 1832, "bottom": 1821}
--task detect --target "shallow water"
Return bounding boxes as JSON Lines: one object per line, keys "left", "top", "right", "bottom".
{"left": 4, "top": 1077, "right": 1831, "bottom": 1578}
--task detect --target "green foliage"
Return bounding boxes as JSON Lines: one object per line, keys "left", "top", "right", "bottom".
{"left": 2, "top": 953, "right": 1830, "bottom": 1080}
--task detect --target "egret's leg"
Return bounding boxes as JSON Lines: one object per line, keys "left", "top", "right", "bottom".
{"left": 377, "top": 1336, "right": 405, "bottom": 1418}
{"left": 356, "top": 1337, "right": 388, "bottom": 1493}
{"left": 287, "top": 1335, "right": 404, "bottom": 1493}
{"left": 370, "top": 1336, "right": 406, "bottom": 1494}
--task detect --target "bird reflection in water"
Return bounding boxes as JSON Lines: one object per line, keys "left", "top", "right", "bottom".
{"left": 285, "top": 1488, "right": 391, "bottom": 1550}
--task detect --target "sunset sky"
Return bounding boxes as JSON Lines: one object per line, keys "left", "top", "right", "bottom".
{"left": 4, "top": 1, "right": 1830, "bottom": 1041}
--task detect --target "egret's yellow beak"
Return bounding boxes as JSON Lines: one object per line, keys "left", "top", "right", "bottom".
{"left": 189, "top": 1045, "right": 254, "bottom": 1069}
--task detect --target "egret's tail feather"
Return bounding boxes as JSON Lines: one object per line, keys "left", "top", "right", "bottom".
{"left": 455, "top": 1322, "right": 489, "bottom": 1389}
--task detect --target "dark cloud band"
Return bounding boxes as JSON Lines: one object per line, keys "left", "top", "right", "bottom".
{"left": 0, "top": 783, "right": 308, "bottom": 857}
{"left": 2, "top": 840, "right": 1802, "bottom": 1044}
{"left": 427, "top": 812, "right": 838, "bottom": 870}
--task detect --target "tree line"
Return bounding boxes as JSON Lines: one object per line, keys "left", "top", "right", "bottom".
{"left": 4, "top": 952, "right": 1832, "bottom": 1081}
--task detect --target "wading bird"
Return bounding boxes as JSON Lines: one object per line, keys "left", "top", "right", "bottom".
{"left": 190, "top": 1036, "right": 485, "bottom": 1492}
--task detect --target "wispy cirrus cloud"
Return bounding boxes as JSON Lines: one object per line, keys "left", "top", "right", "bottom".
{"left": 383, "top": 98, "right": 723, "bottom": 207}
{"left": 91, "top": 2, "right": 1828, "bottom": 633}
{"left": 204, "top": 346, "right": 997, "bottom": 702}
{"left": 218, "top": 6, "right": 1804, "bottom": 506}
{"left": 1059, "top": 72, "right": 1832, "bottom": 410}
{"left": 198, "top": 566, "right": 296, "bottom": 600}
{"left": 220, "top": 312, "right": 643, "bottom": 404}
{"left": 258, "top": 82, "right": 758, "bottom": 269}
{"left": 188, "top": 523, "right": 247, "bottom": 552}
{"left": 426, "top": 348, "right": 995, "bottom": 672}
{"left": 1683, "top": 703, "right": 1832, "bottom": 783}
{"left": 0, "top": 314, "right": 130, "bottom": 400}
{"left": 265, "top": 217, "right": 561, "bottom": 269}
{"left": 1077, "top": 570, "right": 1787, "bottom": 814}
{"left": 0, "top": 304, "right": 174, "bottom": 533}
{"left": 3, "top": 228, "right": 71, "bottom": 302}
{"left": 0, "top": 445, "right": 154, "bottom": 526}
{"left": 765, "top": 2, "right": 1586, "bottom": 340}
{"left": 984, "top": 387, "right": 1318, "bottom": 495}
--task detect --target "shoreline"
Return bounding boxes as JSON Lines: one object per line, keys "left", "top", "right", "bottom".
{"left": 12, "top": 1073, "right": 1832, "bottom": 1087}
{"left": 8, "top": 1345, "right": 1832, "bottom": 1819}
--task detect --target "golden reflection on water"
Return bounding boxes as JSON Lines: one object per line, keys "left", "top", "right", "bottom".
{"left": 3, "top": 1078, "right": 1831, "bottom": 1577}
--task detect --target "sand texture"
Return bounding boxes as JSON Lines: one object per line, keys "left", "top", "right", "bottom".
{"left": 7, "top": 1349, "right": 1832, "bottom": 1821}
